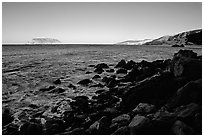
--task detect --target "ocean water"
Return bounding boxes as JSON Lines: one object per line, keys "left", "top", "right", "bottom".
{"left": 2, "top": 45, "right": 202, "bottom": 113}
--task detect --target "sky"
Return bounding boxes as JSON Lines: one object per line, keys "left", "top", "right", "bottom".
{"left": 2, "top": 2, "right": 202, "bottom": 44}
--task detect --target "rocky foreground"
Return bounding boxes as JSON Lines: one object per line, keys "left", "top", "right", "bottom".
{"left": 2, "top": 49, "right": 202, "bottom": 135}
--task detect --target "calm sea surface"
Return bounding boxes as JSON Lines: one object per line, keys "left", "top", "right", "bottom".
{"left": 2, "top": 45, "right": 202, "bottom": 111}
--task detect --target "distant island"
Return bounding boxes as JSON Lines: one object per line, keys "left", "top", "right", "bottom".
{"left": 116, "top": 29, "right": 202, "bottom": 46}
{"left": 28, "top": 38, "right": 61, "bottom": 44}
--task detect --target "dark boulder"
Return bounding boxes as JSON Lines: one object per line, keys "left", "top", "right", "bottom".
{"left": 132, "top": 103, "right": 156, "bottom": 114}
{"left": 167, "top": 79, "right": 202, "bottom": 109}
{"left": 2, "top": 123, "right": 19, "bottom": 135}
{"left": 68, "top": 83, "right": 76, "bottom": 89}
{"left": 20, "top": 121, "right": 43, "bottom": 135}
{"left": 116, "top": 68, "right": 127, "bottom": 74}
{"left": 53, "top": 79, "right": 61, "bottom": 84}
{"left": 71, "top": 114, "right": 88, "bottom": 129}
{"left": 152, "top": 59, "right": 170, "bottom": 70}
{"left": 102, "top": 76, "right": 114, "bottom": 85}
{"left": 89, "top": 83, "right": 104, "bottom": 88}
{"left": 60, "top": 128, "right": 85, "bottom": 135}
{"left": 70, "top": 96, "right": 89, "bottom": 113}
{"left": 171, "top": 120, "right": 197, "bottom": 135}
{"left": 85, "top": 71, "right": 92, "bottom": 74}
{"left": 102, "top": 107, "right": 120, "bottom": 118}
{"left": 111, "top": 114, "right": 131, "bottom": 128}
{"left": 2, "top": 108, "right": 14, "bottom": 126}
{"left": 44, "top": 119, "right": 65, "bottom": 134}
{"left": 140, "top": 60, "right": 154, "bottom": 68}
{"left": 115, "top": 59, "right": 126, "bottom": 68}
{"left": 170, "top": 50, "right": 201, "bottom": 80}
{"left": 95, "top": 89, "right": 106, "bottom": 94}
{"left": 107, "top": 79, "right": 118, "bottom": 88}
{"left": 86, "top": 116, "right": 111, "bottom": 135}
{"left": 112, "top": 126, "right": 129, "bottom": 135}
{"left": 92, "top": 75, "right": 101, "bottom": 79}
{"left": 124, "top": 60, "right": 136, "bottom": 70}
{"left": 128, "top": 115, "right": 150, "bottom": 134}
{"left": 28, "top": 104, "right": 39, "bottom": 109}
{"left": 124, "top": 63, "right": 157, "bottom": 82}
{"left": 77, "top": 79, "right": 92, "bottom": 86}
{"left": 147, "top": 111, "right": 177, "bottom": 134}
{"left": 106, "top": 68, "right": 115, "bottom": 73}
{"left": 94, "top": 67, "right": 104, "bottom": 74}
{"left": 94, "top": 63, "right": 109, "bottom": 69}
{"left": 88, "top": 64, "right": 95, "bottom": 67}
{"left": 122, "top": 72, "right": 179, "bottom": 111}
{"left": 174, "top": 103, "right": 200, "bottom": 121}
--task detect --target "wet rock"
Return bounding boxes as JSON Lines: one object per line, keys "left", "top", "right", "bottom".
{"left": 123, "top": 66, "right": 142, "bottom": 82}
{"left": 111, "top": 114, "right": 130, "bottom": 127}
{"left": 71, "top": 114, "right": 88, "bottom": 128}
{"left": 124, "top": 65, "right": 156, "bottom": 82}
{"left": 20, "top": 121, "right": 43, "bottom": 135}
{"left": 116, "top": 68, "right": 127, "bottom": 74}
{"left": 89, "top": 112, "right": 104, "bottom": 122}
{"left": 175, "top": 103, "right": 200, "bottom": 120}
{"left": 39, "top": 85, "right": 55, "bottom": 92}
{"left": 77, "top": 79, "right": 92, "bottom": 86}
{"left": 2, "top": 108, "right": 14, "bottom": 126}
{"left": 86, "top": 116, "right": 111, "bottom": 135}
{"left": 132, "top": 103, "right": 156, "bottom": 114}
{"left": 107, "top": 79, "right": 117, "bottom": 88}
{"left": 32, "top": 110, "right": 45, "bottom": 118}
{"left": 102, "top": 76, "right": 113, "bottom": 84}
{"left": 170, "top": 50, "right": 201, "bottom": 80}
{"left": 95, "top": 89, "right": 106, "bottom": 94}
{"left": 102, "top": 107, "right": 119, "bottom": 118}
{"left": 94, "top": 63, "right": 109, "bottom": 69}
{"left": 96, "top": 91, "right": 117, "bottom": 104}
{"left": 171, "top": 120, "right": 197, "bottom": 135}
{"left": 115, "top": 59, "right": 126, "bottom": 68}
{"left": 124, "top": 60, "right": 136, "bottom": 70}
{"left": 70, "top": 96, "right": 89, "bottom": 113}
{"left": 28, "top": 104, "right": 39, "bottom": 109}
{"left": 92, "top": 75, "right": 101, "bottom": 79}
{"left": 140, "top": 60, "right": 153, "bottom": 67}
{"left": 88, "top": 64, "right": 95, "bottom": 67}
{"left": 110, "top": 75, "right": 117, "bottom": 79}
{"left": 68, "top": 83, "right": 76, "bottom": 89}
{"left": 106, "top": 68, "right": 115, "bottom": 73}
{"left": 63, "top": 111, "right": 75, "bottom": 128}
{"left": 2, "top": 123, "right": 19, "bottom": 135}
{"left": 89, "top": 83, "right": 104, "bottom": 88}
{"left": 151, "top": 59, "right": 164, "bottom": 68}
{"left": 122, "top": 72, "right": 179, "bottom": 111}
{"left": 45, "top": 119, "right": 65, "bottom": 134}
{"left": 94, "top": 67, "right": 104, "bottom": 74}
{"left": 148, "top": 111, "right": 177, "bottom": 134}
{"left": 49, "top": 87, "right": 65, "bottom": 93}
{"left": 61, "top": 127, "right": 85, "bottom": 135}
{"left": 112, "top": 126, "right": 129, "bottom": 135}
{"left": 128, "top": 115, "right": 150, "bottom": 134}
{"left": 167, "top": 79, "right": 202, "bottom": 109}
{"left": 53, "top": 79, "right": 61, "bottom": 84}
{"left": 85, "top": 71, "right": 92, "bottom": 74}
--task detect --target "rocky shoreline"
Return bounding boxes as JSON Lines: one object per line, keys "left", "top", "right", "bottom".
{"left": 3, "top": 49, "right": 202, "bottom": 135}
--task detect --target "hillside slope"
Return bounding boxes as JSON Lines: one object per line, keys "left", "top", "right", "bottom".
{"left": 145, "top": 29, "right": 202, "bottom": 45}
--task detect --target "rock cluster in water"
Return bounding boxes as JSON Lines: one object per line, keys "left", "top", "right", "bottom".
{"left": 2, "top": 50, "right": 202, "bottom": 135}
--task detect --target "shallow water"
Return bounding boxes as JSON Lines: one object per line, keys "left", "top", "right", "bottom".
{"left": 2, "top": 45, "right": 202, "bottom": 113}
